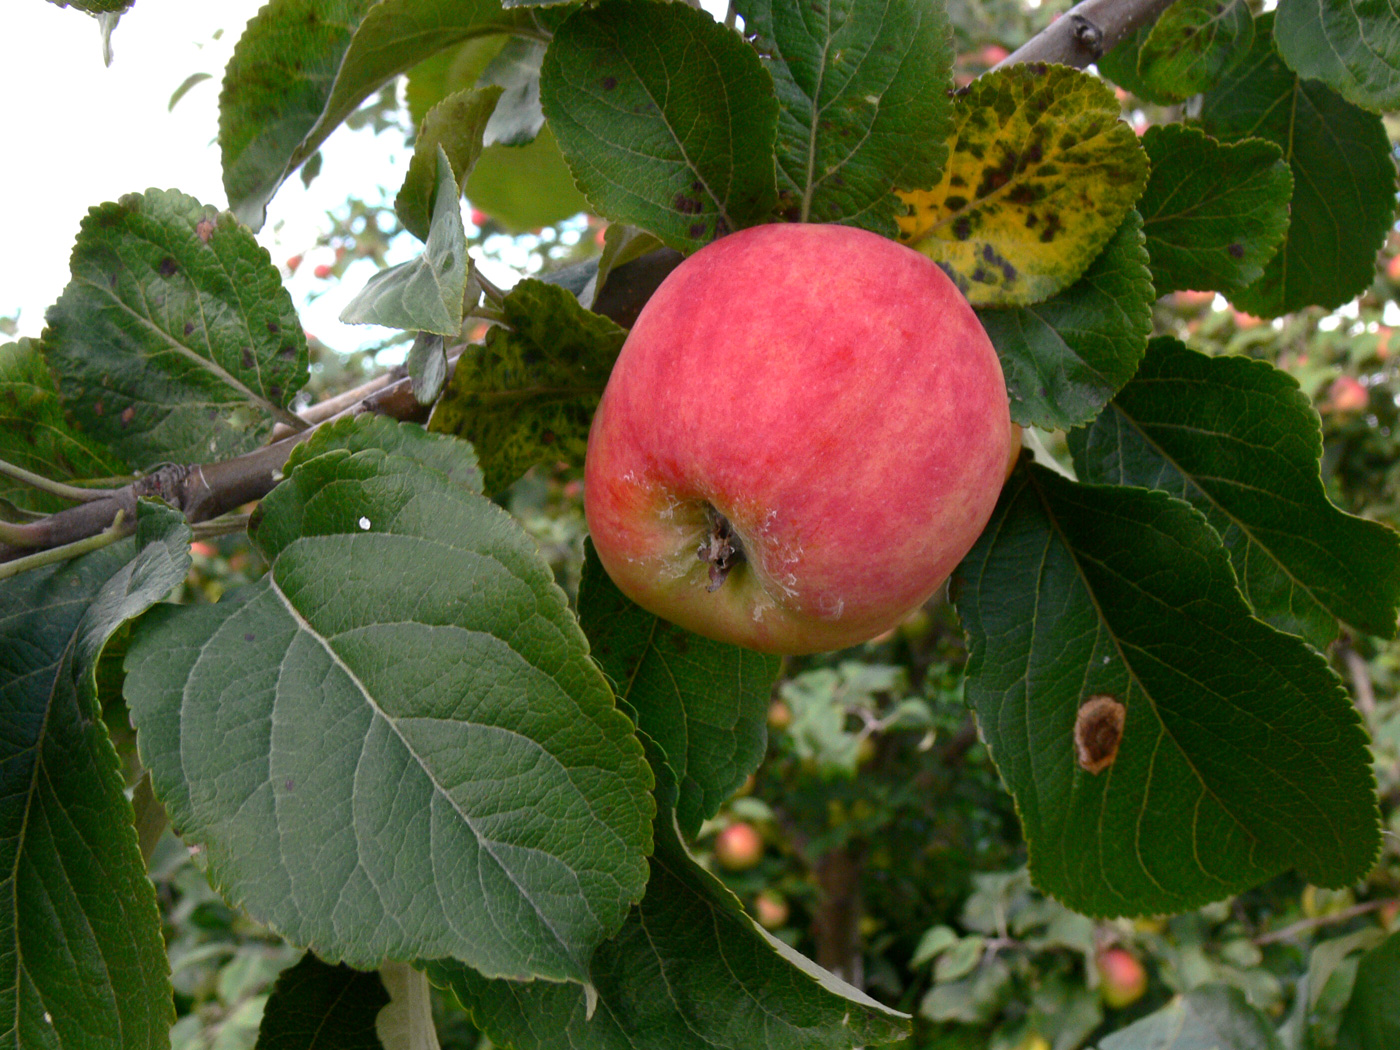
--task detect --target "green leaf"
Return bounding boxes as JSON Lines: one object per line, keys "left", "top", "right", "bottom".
{"left": 591, "top": 224, "right": 665, "bottom": 306}
{"left": 222, "top": 0, "right": 528, "bottom": 229}
{"left": 219, "top": 0, "right": 377, "bottom": 229}
{"left": 374, "top": 963, "right": 438, "bottom": 1050}
{"left": 1275, "top": 0, "right": 1400, "bottom": 112}
{"left": 407, "top": 331, "right": 450, "bottom": 405}
{"left": 734, "top": 0, "right": 954, "bottom": 233}
{"left": 1201, "top": 17, "right": 1398, "bottom": 317}
{"left": 342, "top": 148, "right": 468, "bottom": 335}
{"left": 540, "top": 0, "right": 779, "bottom": 252}
{"left": 1, "top": 501, "right": 191, "bottom": 1050}
{"left": 433, "top": 757, "right": 908, "bottom": 1050}
{"left": 1099, "top": 984, "right": 1283, "bottom": 1050}
{"left": 46, "top": 0, "right": 132, "bottom": 11}
{"left": 976, "top": 209, "right": 1153, "bottom": 431}
{"left": 577, "top": 541, "right": 779, "bottom": 839}
{"left": 1137, "top": 0, "right": 1255, "bottom": 103}
{"left": 124, "top": 415, "right": 653, "bottom": 982}
{"left": 0, "top": 339, "right": 127, "bottom": 515}
{"left": 897, "top": 64, "right": 1149, "bottom": 307}
{"left": 42, "top": 189, "right": 309, "bottom": 471}
{"left": 254, "top": 953, "right": 389, "bottom": 1050}
{"left": 466, "top": 126, "right": 592, "bottom": 231}
{"left": 1069, "top": 338, "right": 1400, "bottom": 646}
{"left": 429, "top": 279, "right": 626, "bottom": 492}
{"left": 478, "top": 38, "right": 548, "bottom": 147}
{"left": 1337, "top": 931, "right": 1400, "bottom": 1050}
{"left": 1096, "top": 25, "right": 1167, "bottom": 104}
{"left": 406, "top": 36, "right": 508, "bottom": 130}
{"left": 1137, "top": 124, "right": 1292, "bottom": 296}
{"left": 396, "top": 87, "right": 503, "bottom": 242}
{"left": 953, "top": 466, "right": 1380, "bottom": 917}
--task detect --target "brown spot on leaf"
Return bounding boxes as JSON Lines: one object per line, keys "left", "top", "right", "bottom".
{"left": 241, "top": 348, "right": 255, "bottom": 369}
{"left": 184, "top": 322, "right": 195, "bottom": 336}
{"left": 601, "top": 75, "right": 618, "bottom": 90}
{"left": 267, "top": 321, "right": 280, "bottom": 334}
{"left": 93, "top": 400, "right": 103, "bottom": 416}
{"left": 1227, "top": 243, "right": 1245, "bottom": 259}
{"left": 673, "top": 193, "right": 703, "bottom": 215}
{"left": 953, "top": 216, "right": 973, "bottom": 240}
{"left": 158, "top": 257, "right": 178, "bottom": 278}
{"left": 946, "top": 195, "right": 968, "bottom": 211}
{"left": 121, "top": 406, "right": 135, "bottom": 425}
{"left": 1075, "top": 695, "right": 1126, "bottom": 774}
{"left": 196, "top": 219, "right": 215, "bottom": 243}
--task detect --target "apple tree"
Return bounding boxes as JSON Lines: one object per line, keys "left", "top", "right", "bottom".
{"left": 4, "top": 0, "right": 1400, "bottom": 1047}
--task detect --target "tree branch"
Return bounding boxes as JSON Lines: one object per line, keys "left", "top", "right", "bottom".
{"left": 1, "top": 0, "right": 1165, "bottom": 567}
{"left": 994, "top": 0, "right": 1178, "bottom": 71}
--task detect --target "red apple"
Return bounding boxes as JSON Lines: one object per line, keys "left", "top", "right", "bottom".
{"left": 584, "top": 224, "right": 1013, "bottom": 654}
{"left": 753, "top": 890, "right": 790, "bottom": 930}
{"left": 1096, "top": 947, "right": 1148, "bottom": 1008}
{"left": 713, "top": 822, "right": 764, "bottom": 872}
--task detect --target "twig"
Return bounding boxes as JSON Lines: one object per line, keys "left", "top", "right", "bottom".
{"left": 1252, "top": 899, "right": 1393, "bottom": 946}
{"left": 0, "top": 457, "right": 122, "bottom": 503}
{"left": 0, "top": 510, "right": 130, "bottom": 581}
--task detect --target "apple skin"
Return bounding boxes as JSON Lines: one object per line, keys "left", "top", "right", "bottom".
{"left": 1096, "top": 947, "right": 1148, "bottom": 1009}
{"left": 584, "top": 223, "right": 1013, "bottom": 654}
{"left": 713, "top": 822, "right": 764, "bottom": 872}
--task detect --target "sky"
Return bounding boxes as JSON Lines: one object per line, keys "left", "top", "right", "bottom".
{"left": 0, "top": 0, "right": 433, "bottom": 352}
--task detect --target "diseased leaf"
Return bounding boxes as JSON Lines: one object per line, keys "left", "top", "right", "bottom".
{"left": 220, "top": 0, "right": 377, "bottom": 229}
{"left": 342, "top": 148, "right": 468, "bottom": 335}
{"left": 1, "top": 501, "right": 190, "bottom": 1050}
{"left": 124, "top": 415, "right": 653, "bottom": 982}
{"left": 254, "top": 953, "right": 389, "bottom": 1050}
{"left": 976, "top": 210, "right": 1152, "bottom": 431}
{"left": 1201, "top": 16, "right": 1398, "bottom": 317}
{"left": 432, "top": 757, "right": 908, "bottom": 1050}
{"left": 540, "top": 0, "right": 779, "bottom": 252}
{"left": 42, "top": 189, "right": 309, "bottom": 471}
{"left": 1137, "top": 124, "right": 1292, "bottom": 296}
{"left": 577, "top": 542, "right": 779, "bottom": 839}
{"left": 1137, "top": 0, "right": 1255, "bottom": 103}
{"left": 1275, "top": 0, "right": 1400, "bottom": 112}
{"left": 735, "top": 0, "right": 954, "bottom": 233}
{"left": 396, "top": 86, "right": 503, "bottom": 242}
{"left": 1069, "top": 338, "right": 1400, "bottom": 646}
{"left": 429, "top": 279, "right": 626, "bottom": 492}
{"left": 1099, "top": 985, "right": 1284, "bottom": 1050}
{"left": 953, "top": 466, "right": 1380, "bottom": 916}
{"left": 896, "top": 64, "right": 1148, "bottom": 306}
{"left": 0, "top": 338, "right": 127, "bottom": 515}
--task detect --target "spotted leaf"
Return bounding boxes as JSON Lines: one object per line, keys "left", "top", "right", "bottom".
{"left": 896, "top": 64, "right": 1148, "bottom": 307}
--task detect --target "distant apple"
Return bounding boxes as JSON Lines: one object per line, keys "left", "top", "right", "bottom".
{"left": 584, "top": 224, "right": 1013, "bottom": 654}
{"left": 753, "top": 891, "right": 790, "bottom": 930}
{"left": 713, "top": 822, "right": 763, "bottom": 872}
{"left": 1097, "top": 947, "right": 1148, "bottom": 1008}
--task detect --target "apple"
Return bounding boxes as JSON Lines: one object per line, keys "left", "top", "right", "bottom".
{"left": 713, "top": 822, "right": 764, "bottom": 872}
{"left": 1096, "top": 947, "right": 1148, "bottom": 1009}
{"left": 584, "top": 223, "right": 1013, "bottom": 654}
{"left": 752, "top": 890, "right": 790, "bottom": 930}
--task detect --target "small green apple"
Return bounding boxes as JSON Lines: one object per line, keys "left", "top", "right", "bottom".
{"left": 585, "top": 223, "right": 1013, "bottom": 654}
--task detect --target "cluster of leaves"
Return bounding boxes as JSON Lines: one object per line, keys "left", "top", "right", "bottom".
{"left": 6, "top": 0, "right": 1400, "bottom": 1047}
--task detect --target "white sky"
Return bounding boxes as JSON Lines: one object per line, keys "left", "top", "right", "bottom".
{"left": 0, "top": 0, "right": 439, "bottom": 352}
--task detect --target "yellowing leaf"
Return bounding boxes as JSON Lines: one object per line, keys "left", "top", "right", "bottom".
{"left": 896, "top": 64, "right": 1148, "bottom": 307}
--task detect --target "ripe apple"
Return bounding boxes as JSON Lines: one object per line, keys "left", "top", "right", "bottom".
{"left": 752, "top": 890, "right": 790, "bottom": 930}
{"left": 584, "top": 223, "right": 1013, "bottom": 654}
{"left": 713, "top": 822, "right": 764, "bottom": 872}
{"left": 1096, "top": 947, "right": 1148, "bottom": 1009}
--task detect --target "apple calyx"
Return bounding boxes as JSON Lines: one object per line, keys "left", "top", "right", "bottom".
{"left": 698, "top": 504, "right": 743, "bottom": 592}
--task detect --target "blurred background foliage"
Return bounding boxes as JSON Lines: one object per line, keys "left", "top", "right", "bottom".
{"left": 145, "top": 2, "right": 1400, "bottom": 1045}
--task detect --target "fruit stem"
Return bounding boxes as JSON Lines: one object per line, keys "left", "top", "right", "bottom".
{"left": 698, "top": 505, "right": 743, "bottom": 591}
